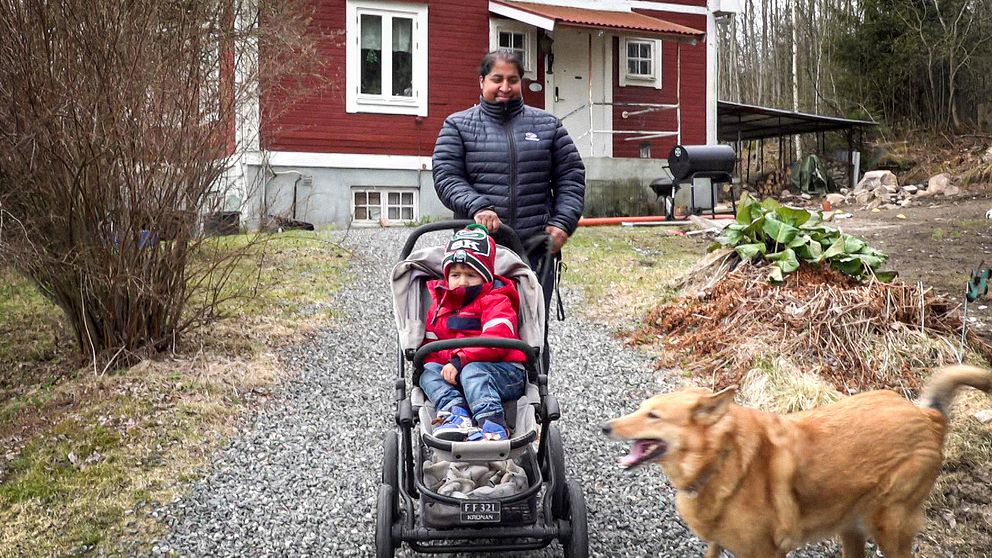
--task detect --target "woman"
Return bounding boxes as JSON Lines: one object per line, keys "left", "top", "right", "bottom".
{"left": 432, "top": 48, "right": 586, "bottom": 308}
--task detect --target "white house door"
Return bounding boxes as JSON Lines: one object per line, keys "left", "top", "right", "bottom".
{"left": 548, "top": 28, "right": 612, "bottom": 158}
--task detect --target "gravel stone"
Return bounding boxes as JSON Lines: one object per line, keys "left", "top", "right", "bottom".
{"left": 149, "top": 228, "right": 839, "bottom": 557}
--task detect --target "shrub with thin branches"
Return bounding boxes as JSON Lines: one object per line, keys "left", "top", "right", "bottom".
{"left": 0, "top": 0, "right": 322, "bottom": 370}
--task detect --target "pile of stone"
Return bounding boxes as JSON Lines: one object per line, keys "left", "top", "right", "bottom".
{"left": 824, "top": 170, "right": 961, "bottom": 210}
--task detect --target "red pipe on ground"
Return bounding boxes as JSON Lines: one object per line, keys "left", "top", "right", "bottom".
{"left": 578, "top": 214, "right": 737, "bottom": 227}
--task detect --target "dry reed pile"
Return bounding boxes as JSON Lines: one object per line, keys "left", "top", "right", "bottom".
{"left": 633, "top": 262, "right": 991, "bottom": 394}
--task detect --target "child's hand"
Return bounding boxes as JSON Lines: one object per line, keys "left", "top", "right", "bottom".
{"left": 441, "top": 363, "right": 459, "bottom": 385}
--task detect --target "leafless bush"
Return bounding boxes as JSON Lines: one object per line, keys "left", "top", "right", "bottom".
{"left": 0, "top": 0, "right": 322, "bottom": 369}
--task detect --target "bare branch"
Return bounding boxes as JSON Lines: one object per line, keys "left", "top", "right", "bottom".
{"left": 0, "top": 0, "right": 324, "bottom": 366}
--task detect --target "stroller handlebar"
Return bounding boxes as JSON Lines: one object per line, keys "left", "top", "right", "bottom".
{"left": 399, "top": 219, "right": 527, "bottom": 261}
{"left": 413, "top": 337, "right": 538, "bottom": 371}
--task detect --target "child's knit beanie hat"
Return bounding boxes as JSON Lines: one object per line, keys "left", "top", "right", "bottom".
{"left": 442, "top": 224, "right": 496, "bottom": 283}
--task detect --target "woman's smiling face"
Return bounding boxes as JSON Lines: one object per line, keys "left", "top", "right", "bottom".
{"left": 480, "top": 59, "right": 522, "bottom": 103}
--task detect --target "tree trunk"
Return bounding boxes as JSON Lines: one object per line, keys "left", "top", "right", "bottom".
{"left": 792, "top": 0, "right": 801, "bottom": 160}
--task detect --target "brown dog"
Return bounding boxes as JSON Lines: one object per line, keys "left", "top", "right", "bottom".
{"left": 602, "top": 365, "right": 992, "bottom": 558}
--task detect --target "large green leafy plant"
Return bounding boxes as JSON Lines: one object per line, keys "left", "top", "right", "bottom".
{"left": 714, "top": 194, "right": 894, "bottom": 282}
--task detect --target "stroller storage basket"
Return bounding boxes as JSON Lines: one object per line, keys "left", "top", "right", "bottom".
{"left": 416, "top": 443, "right": 542, "bottom": 529}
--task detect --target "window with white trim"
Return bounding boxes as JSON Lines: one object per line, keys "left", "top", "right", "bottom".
{"left": 619, "top": 37, "right": 662, "bottom": 89}
{"left": 489, "top": 19, "right": 536, "bottom": 79}
{"left": 352, "top": 188, "right": 418, "bottom": 224}
{"left": 346, "top": 1, "right": 428, "bottom": 116}
{"left": 499, "top": 31, "right": 526, "bottom": 64}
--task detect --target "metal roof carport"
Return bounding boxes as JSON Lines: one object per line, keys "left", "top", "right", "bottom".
{"left": 717, "top": 100, "right": 877, "bottom": 187}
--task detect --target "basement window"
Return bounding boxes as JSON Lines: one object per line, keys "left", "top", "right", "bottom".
{"left": 352, "top": 188, "right": 418, "bottom": 224}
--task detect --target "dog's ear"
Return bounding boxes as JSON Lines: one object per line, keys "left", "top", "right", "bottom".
{"left": 691, "top": 386, "right": 737, "bottom": 425}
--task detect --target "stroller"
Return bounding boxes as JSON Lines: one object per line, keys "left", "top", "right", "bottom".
{"left": 377, "top": 220, "right": 588, "bottom": 556}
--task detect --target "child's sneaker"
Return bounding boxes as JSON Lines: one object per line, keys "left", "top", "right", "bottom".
{"left": 467, "top": 419, "right": 508, "bottom": 442}
{"left": 433, "top": 406, "right": 475, "bottom": 441}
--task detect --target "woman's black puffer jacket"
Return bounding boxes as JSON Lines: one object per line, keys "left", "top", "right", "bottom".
{"left": 432, "top": 97, "right": 586, "bottom": 241}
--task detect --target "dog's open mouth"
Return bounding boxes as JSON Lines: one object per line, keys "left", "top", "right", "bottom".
{"left": 618, "top": 439, "right": 668, "bottom": 469}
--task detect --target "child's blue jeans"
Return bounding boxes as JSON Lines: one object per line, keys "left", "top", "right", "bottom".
{"left": 420, "top": 361, "right": 526, "bottom": 424}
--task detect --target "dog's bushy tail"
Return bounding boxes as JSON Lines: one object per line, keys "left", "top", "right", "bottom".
{"left": 918, "top": 364, "right": 992, "bottom": 416}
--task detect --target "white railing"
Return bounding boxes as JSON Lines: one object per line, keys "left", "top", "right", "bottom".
{"left": 560, "top": 101, "right": 681, "bottom": 154}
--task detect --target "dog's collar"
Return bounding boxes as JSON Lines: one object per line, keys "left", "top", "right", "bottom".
{"left": 681, "top": 446, "right": 733, "bottom": 499}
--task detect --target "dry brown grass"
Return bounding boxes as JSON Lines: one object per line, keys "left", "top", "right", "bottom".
{"left": 629, "top": 259, "right": 992, "bottom": 556}
{"left": 0, "top": 353, "right": 286, "bottom": 557}
{"left": 0, "top": 230, "right": 349, "bottom": 556}
{"left": 919, "top": 390, "right": 992, "bottom": 557}
{"left": 563, "top": 227, "right": 706, "bottom": 327}
{"left": 737, "top": 356, "right": 844, "bottom": 414}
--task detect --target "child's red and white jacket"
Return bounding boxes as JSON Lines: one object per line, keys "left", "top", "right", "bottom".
{"left": 421, "top": 275, "right": 528, "bottom": 369}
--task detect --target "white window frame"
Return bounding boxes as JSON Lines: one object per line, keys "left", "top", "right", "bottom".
{"left": 489, "top": 19, "right": 537, "bottom": 80}
{"left": 619, "top": 37, "right": 662, "bottom": 89}
{"left": 351, "top": 187, "right": 419, "bottom": 225}
{"left": 346, "top": 1, "right": 428, "bottom": 116}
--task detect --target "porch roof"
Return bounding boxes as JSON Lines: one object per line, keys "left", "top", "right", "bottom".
{"left": 489, "top": 1, "right": 704, "bottom": 39}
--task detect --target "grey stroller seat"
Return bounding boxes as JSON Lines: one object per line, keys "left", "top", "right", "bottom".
{"left": 391, "top": 243, "right": 546, "bottom": 462}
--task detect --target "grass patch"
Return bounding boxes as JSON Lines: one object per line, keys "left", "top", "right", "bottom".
{"left": 0, "top": 230, "right": 350, "bottom": 556}
{"left": 932, "top": 228, "right": 967, "bottom": 242}
{"left": 921, "top": 389, "right": 992, "bottom": 556}
{"left": 958, "top": 218, "right": 990, "bottom": 229}
{"left": 738, "top": 355, "right": 843, "bottom": 414}
{"left": 0, "top": 362, "right": 254, "bottom": 556}
{"left": 563, "top": 227, "right": 705, "bottom": 324}
{"left": 0, "top": 267, "right": 59, "bottom": 363}
{"left": 0, "top": 267, "right": 74, "bottom": 403}
{"left": 190, "top": 230, "right": 349, "bottom": 320}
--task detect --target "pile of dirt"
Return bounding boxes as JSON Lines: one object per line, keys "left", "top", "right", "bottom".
{"left": 632, "top": 262, "right": 992, "bottom": 393}
{"left": 871, "top": 133, "right": 992, "bottom": 186}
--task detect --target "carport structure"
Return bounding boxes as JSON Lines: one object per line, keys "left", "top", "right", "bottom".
{"left": 717, "top": 100, "right": 877, "bottom": 188}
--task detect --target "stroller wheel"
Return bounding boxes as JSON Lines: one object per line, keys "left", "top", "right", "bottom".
{"left": 562, "top": 480, "right": 588, "bottom": 558}
{"left": 547, "top": 425, "right": 567, "bottom": 517}
{"left": 382, "top": 430, "right": 398, "bottom": 489}
{"left": 375, "top": 483, "right": 396, "bottom": 557}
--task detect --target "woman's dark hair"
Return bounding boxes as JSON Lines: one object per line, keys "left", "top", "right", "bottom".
{"left": 479, "top": 49, "right": 524, "bottom": 78}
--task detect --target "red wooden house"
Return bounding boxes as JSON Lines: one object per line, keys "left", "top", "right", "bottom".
{"left": 233, "top": 0, "right": 739, "bottom": 227}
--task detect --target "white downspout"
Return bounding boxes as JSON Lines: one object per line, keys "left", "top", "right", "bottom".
{"left": 705, "top": 5, "right": 717, "bottom": 144}
{"left": 234, "top": 0, "right": 261, "bottom": 216}
{"left": 236, "top": 8, "right": 260, "bottom": 153}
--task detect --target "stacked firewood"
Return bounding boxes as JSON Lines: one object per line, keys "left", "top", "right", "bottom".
{"left": 748, "top": 167, "right": 792, "bottom": 198}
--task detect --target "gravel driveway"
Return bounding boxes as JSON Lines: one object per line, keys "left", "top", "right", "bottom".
{"left": 152, "top": 228, "right": 838, "bottom": 557}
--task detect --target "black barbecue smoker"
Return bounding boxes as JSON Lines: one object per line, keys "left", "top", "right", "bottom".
{"left": 650, "top": 144, "right": 737, "bottom": 219}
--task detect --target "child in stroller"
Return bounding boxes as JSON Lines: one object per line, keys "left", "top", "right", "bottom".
{"left": 420, "top": 224, "right": 528, "bottom": 442}
{"left": 380, "top": 220, "right": 588, "bottom": 557}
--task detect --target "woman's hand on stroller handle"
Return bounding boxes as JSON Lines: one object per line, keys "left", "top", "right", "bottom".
{"left": 545, "top": 225, "right": 568, "bottom": 253}
{"left": 473, "top": 209, "right": 501, "bottom": 233}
